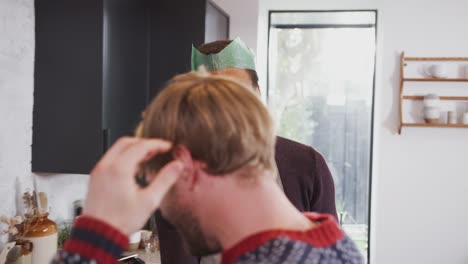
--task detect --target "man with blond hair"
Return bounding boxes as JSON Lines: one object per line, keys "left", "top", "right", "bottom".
{"left": 141, "top": 71, "right": 362, "bottom": 264}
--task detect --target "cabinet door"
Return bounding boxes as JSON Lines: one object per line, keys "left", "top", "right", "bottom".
{"left": 148, "top": 0, "right": 207, "bottom": 97}
{"left": 205, "top": 0, "right": 230, "bottom": 42}
{"left": 102, "top": 0, "right": 149, "bottom": 146}
{"left": 33, "top": 0, "right": 104, "bottom": 174}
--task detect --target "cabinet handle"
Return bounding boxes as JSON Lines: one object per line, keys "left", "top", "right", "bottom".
{"left": 103, "top": 128, "right": 111, "bottom": 153}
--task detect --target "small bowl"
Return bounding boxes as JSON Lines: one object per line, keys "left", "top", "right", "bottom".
{"left": 425, "top": 118, "right": 439, "bottom": 124}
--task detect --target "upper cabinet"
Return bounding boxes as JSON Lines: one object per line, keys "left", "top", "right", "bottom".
{"left": 148, "top": 0, "right": 230, "bottom": 97}
{"left": 33, "top": 0, "right": 229, "bottom": 174}
{"left": 33, "top": 0, "right": 149, "bottom": 174}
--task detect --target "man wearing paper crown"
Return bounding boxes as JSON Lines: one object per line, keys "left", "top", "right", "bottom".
{"left": 154, "top": 38, "right": 338, "bottom": 264}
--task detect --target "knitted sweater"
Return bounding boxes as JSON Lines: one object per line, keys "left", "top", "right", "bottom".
{"left": 51, "top": 213, "right": 362, "bottom": 264}
{"left": 51, "top": 216, "right": 129, "bottom": 264}
{"left": 222, "top": 213, "right": 363, "bottom": 264}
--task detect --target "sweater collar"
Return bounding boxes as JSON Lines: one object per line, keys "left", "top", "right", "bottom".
{"left": 221, "top": 213, "right": 344, "bottom": 264}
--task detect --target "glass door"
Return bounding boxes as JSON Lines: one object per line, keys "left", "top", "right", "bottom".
{"left": 268, "top": 10, "right": 377, "bottom": 262}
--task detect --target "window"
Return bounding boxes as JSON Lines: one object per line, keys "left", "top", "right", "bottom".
{"left": 268, "top": 11, "right": 376, "bottom": 262}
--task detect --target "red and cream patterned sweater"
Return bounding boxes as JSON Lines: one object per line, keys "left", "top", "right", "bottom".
{"left": 221, "top": 213, "right": 363, "bottom": 264}
{"left": 52, "top": 213, "right": 362, "bottom": 264}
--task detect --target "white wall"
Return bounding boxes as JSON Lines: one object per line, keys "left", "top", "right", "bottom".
{"left": 33, "top": 174, "right": 89, "bottom": 222}
{"left": 257, "top": 0, "right": 468, "bottom": 264}
{"left": 375, "top": 1, "right": 468, "bottom": 263}
{"left": 0, "top": 0, "right": 35, "bottom": 245}
{"left": 212, "top": 0, "right": 259, "bottom": 51}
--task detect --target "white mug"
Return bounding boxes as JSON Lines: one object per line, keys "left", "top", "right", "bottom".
{"left": 463, "top": 113, "right": 468, "bottom": 124}
{"left": 458, "top": 64, "right": 468, "bottom": 78}
{"left": 423, "top": 64, "right": 448, "bottom": 78}
{"left": 439, "top": 111, "right": 448, "bottom": 124}
{"left": 448, "top": 111, "right": 457, "bottom": 124}
{"left": 128, "top": 231, "right": 142, "bottom": 251}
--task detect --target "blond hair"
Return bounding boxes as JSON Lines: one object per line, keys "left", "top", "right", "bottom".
{"left": 139, "top": 70, "right": 275, "bottom": 175}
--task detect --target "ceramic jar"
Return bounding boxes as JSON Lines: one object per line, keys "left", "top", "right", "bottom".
{"left": 22, "top": 214, "right": 57, "bottom": 264}
{"left": 423, "top": 94, "right": 441, "bottom": 123}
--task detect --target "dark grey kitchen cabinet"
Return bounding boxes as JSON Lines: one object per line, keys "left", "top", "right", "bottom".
{"left": 33, "top": 0, "right": 229, "bottom": 174}
{"left": 33, "top": 0, "right": 150, "bottom": 174}
{"left": 148, "top": 0, "right": 229, "bottom": 96}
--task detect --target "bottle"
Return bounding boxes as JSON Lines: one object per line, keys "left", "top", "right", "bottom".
{"left": 22, "top": 214, "right": 57, "bottom": 264}
{"left": 73, "top": 200, "right": 83, "bottom": 219}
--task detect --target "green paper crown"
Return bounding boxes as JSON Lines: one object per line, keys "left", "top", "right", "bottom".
{"left": 191, "top": 37, "right": 256, "bottom": 71}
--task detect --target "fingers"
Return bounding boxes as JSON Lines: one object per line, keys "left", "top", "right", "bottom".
{"left": 92, "top": 137, "right": 172, "bottom": 177}
{"left": 143, "top": 160, "right": 183, "bottom": 208}
{"left": 117, "top": 139, "right": 172, "bottom": 173}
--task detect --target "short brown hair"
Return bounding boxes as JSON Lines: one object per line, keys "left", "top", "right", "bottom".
{"left": 140, "top": 71, "right": 274, "bottom": 175}
{"left": 197, "top": 40, "right": 259, "bottom": 88}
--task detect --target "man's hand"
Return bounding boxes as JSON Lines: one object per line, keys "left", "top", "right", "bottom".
{"left": 83, "top": 137, "right": 182, "bottom": 235}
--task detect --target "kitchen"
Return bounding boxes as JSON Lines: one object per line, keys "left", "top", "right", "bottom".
{"left": 1, "top": 0, "right": 468, "bottom": 263}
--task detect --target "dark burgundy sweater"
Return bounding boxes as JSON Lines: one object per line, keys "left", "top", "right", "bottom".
{"left": 156, "top": 136, "right": 338, "bottom": 264}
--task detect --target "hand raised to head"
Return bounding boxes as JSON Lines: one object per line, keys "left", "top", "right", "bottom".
{"left": 83, "top": 137, "right": 182, "bottom": 235}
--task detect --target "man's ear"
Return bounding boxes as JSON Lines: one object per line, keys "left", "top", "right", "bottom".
{"left": 173, "top": 145, "right": 198, "bottom": 191}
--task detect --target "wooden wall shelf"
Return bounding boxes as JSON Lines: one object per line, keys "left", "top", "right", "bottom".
{"left": 402, "top": 123, "right": 468, "bottom": 128}
{"left": 402, "top": 95, "right": 468, "bottom": 101}
{"left": 398, "top": 52, "right": 468, "bottom": 134}
{"left": 404, "top": 57, "right": 468, "bottom": 62}
{"left": 403, "top": 78, "right": 468, "bottom": 82}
